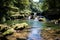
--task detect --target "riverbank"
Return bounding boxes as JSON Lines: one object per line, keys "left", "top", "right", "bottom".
{"left": 0, "top": 19, "right": 32, "bottom": 40}
{"left": 41, "top": 29, "right": 60, "bottom": 40}
{"left": 0, "top": 24, "right": 31, "bottom": 40}
{"left": 41, "top": 21, "right": 60, "bottom": 40}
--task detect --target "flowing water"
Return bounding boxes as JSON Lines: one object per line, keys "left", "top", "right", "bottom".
{"left": 27, "top": 18, "right": 43, "bottom": 40}
{"left": 28, "top": 16, "right": 31, "bottom": 20}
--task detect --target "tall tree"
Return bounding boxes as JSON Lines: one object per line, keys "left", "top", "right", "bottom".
{"left": 42, "top": 0, "right": 60, "bottom": 20}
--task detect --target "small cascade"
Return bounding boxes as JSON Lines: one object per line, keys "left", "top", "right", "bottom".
{"left": 28, "top": 16, "right": 31, "bottom": 20}
{"left": 34, "top": 17, "right": 38, "bottom": 21}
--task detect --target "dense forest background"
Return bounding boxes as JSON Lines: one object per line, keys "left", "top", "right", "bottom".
{"left": 0, "top": 0, "right": 60, "bottom": 23}
{"left": 42, "top": 0, "right": 60, "bottom": 20}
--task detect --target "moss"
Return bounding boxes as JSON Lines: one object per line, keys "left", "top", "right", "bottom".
{"left": 14, "top": 23, "right": 28, "bottom": 30}
{"left": 3, "top": 28, "right": 14, "bottom": 35}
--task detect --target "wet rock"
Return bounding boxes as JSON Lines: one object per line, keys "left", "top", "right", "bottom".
{"left": 55, "top": 37, "right": 60, "bottom": 40}
{"left": 55, "top": 31, "right": 60, "bottom": 34}
{"left": 16, "top": 38, "right": 26, "bottom": 40}
{"left": 53, "top": 35, "right": 57, "bottom": 37}
{"left": 56, "top": 39, "right": 59, "bottom": 40}
{"left": 47, "top": 26, "right": 51, "bottom": 27}
{"left": 15, "top": 26, "right": 25, "bottom": 31}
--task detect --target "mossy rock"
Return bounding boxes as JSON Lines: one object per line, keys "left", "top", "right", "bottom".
{"left": 14, "top": 23, "right": 28, "bottom": 30}
{"left": 3, "top": 28, "right": 14, "bottom": 36}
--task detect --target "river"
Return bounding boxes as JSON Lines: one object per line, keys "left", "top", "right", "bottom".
{"left": 4, "top": 19, "right": 60, "bottom": 40}
{"left": 27, "top": 19, "right": 43, "bottom": 40}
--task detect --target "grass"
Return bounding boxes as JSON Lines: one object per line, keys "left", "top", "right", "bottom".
{"left": 5, "top": 20, "right": 28, "bottom": 25}
{"left": 43, "top": 22, "right": 60, "bottom": 30}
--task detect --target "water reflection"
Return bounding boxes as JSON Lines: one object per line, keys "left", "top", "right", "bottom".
{"left": 27, "top": 19, "right": 43, "bottom": 40}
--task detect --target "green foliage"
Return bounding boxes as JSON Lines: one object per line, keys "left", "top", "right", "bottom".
{"left": 41, "top": 0, "right": 48, "bottom": 11}
{"left": 0, "top": 0, "right": 30, "bottom": 23}
{"left": 14, "top": 0, "right": 30, "bottom": 10}
{"left": 42, "top": 0, "right": 60, "bottom": 11}
{"left": 41, "top": 0, "right": 60, "bottom": 20}
{"left": 30, "top": 2, "right": 40, "bottom": 12}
